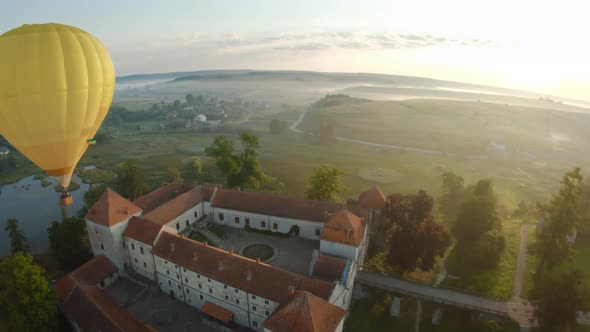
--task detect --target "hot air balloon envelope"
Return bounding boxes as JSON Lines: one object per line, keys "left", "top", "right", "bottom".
{"left": 0, "top": 23, "right": 115, "bottom": 189}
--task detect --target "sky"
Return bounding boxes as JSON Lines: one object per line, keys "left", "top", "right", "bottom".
{"left": 2, "top": 0, "right": 589, "bottom": 101}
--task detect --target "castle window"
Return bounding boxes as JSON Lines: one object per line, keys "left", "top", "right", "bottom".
{"left": 207, "top": 278, "right": 211, "bottom": 283}
{"left": 122, "top": 242, "right": 125, "bottom": 248}
{"left": 168, "top": 280, "right": 171, "bottom": 286}
{"left": 209, "top": 288, "right": 213, "bottom": 294}
{"left": 176, "top": 222, "right": 180, "bottom": 230}
{"left": 261, "top": 221, "right": 266, "bottom": 228}
{"left": 177, "top": 284, "right": 181, "bottom": 290}
{"left": 166, "top": 270, "right": 170, "bottom": 275}
{"left": 218, "top": 213, "right": 224, "bottom": 221}
{"left": 183, "top": 268, "right": 186, "bottom": 273}
{"left": 100, "top": 242, "right": 104, "bottom": 250}
{"left": 164, "top": 260, "right": 168, "bottom": 265}
{"left": 131, "top": 243, "right": 135, "bottom": 250}
{"left": 140, "top": 246, "right": 144, "bottom": 254}
{"left": 251, "top": 295, "right": 256, "bottom": 300}
{"left": 245, "top": 218, "right": 250, "bottom": 226}
{"left": 198, "top": 284, "right": 202, "bottom": 289}
{"left": 134, "top": 258, "right": 138, "bottom": 263}
{"left": 197, "top": 274, "right": 201, "bottom": 279}
{"left": 176, "top": 274, "right": 179, "bottom": 279}
{"left": 252, "top": 305, "right": 257, "bottom": 312}
{"left": 199, "top": 295, "right": 204, "bottom": 300}
{"left": 235, "top": 299, "right": 240, "bottom": 305}
{"left": 315, "top": 228, "right": 321, "bottom": 236}
{"left": 265, "top": 300, "right": 269, "bottom": 305}
{"left": 186, "top": 288, "right": 190, "bottom": 294}
{"left": 265, "top": 310, "right": 270, "bottom": 316}
{"left": 188, "top": 298, "right": 191, "bottom": 303}
{"left": 273, "top": 223, "right": 278, "bottom": 230}
{"left": 234, "top": 288, "right": 239, "bottom": 294}
{"left": 185, "top": 220, "right": 189, "bottom": 228}
{"left": 175, "top": 264, "right": 178, "bottom": 269}
{"left": 252, "top": 321, "right": 259, "bottom": 328}
{"left": 185, "top": 277, "right": 188, "bottom": 283}
{"left": 225, "top": 295, "right": 229, "bottom": 301}
{"left": 194, "top": 211, "right": 198, "bottom": 218}
{"left": 234, "top": 217, "right": 240, "bottom": 224}
{"left": 143, "top": 262, "right": 147, "bottom": 268}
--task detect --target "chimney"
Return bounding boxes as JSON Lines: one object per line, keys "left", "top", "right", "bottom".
{"left": 288, "top": 285, "right": 295, "bottom": 295}
{"left": 170, "top": 243, "right": 175, "bottom": 252}
{"left": 256, "top": 258, "right": 261, "bottom": 264}
{"left": 192, "top": 252, "right": 198, "bottom": 262}
{"left": 203, "top": 241, "right": 208, "bottom": 247}
{"left": 218, "top": 261, "right": 224, "bottom": 271}
{"left": 246, "top": 270, "right": 252, "bottom": 281}
{"left": 228, "top": 250, "right": 234, "bottom": 255}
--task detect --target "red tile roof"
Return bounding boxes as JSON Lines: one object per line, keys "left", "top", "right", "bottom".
{"left": 55, "top": 256, "right": 152, "bottom": 332}
{"left": 358, "top": 186, "right": 388, "bottom": 209}
{"left": 262, "top": 291, "right": 346, "bottom": 332}
{"left": 64, "top": 286, "right": 152, "bottom": 332}
{"left": 85, "top": 188, "right": 141, "bottom": 227}
{"left": 123, "top": 217, "right": 163, "bottom": 245}
{"left": 143, "top": 187, "right": 210, "bottom": 225}
{"left": 320, "top": 210, "right": 365, "bottom": 247}
{"left": 200, "top": 301, "right": 234, "bottom": 323}
{"left": 152, "top": 232, "right": 333, "bottom": 304}
{"left": 312, "top": 254, "right": 348, "bottom": 283}
{"left": 211, "top": 189, "right": 342, "bottom": 223}
{"left": 133, "top": 183, "right": 195, "bottom": 213}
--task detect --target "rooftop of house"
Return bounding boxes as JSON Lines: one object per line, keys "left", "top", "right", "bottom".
{"left": 311, "top": 253, "right": 349, "bottom": 284}
{"left": 85, "top": 188, "right": 142, "bottom": 227}
{"left": 123, "top": 216, "right": 164, "bottom": 246}
{"left": 142, "top": 186, "right": 215, "bottom": 225}
{"left": 133, "top": 183, "right": 195, "bottom": 213}
{"left": 358, "top": 186, "right": 388, "bottom": 209}
{"left": 54, "top": 255, "right": 152, "bottom": 332}
{"left": 262, "top": 291, "right": 346, "bottom": 332}
{"left": 211, "top": 189, "right": 343, "bottom": 223}
{"left": 151, "top": 232, "right": 333, "bottom": 304}
{"left": 320, "top": 210, "right": 365, "bottom": 247}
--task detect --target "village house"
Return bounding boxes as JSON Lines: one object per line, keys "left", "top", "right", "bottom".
{"left": 55, "top": 183, "right": 388, "bottom": 332}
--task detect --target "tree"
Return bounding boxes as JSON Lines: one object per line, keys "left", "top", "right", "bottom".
{"left": 532, "top": 269, "right": 590, "bottom": 332}
{"left": 47, "top": 217, "right": 93, "bottom": 273}
{"left": 186, "top": 157, "right": 203, "bottom": 179}
{"left": 84, "top": 184, "right": 107, "bottom": 209}
{"left": 385, "top": 191, "right": 451, "bottom": 272}
{"left": 173, "top": 99, "right": 181, "bottom": 110}
{"left": 205, "top": 133, "right": 268, "bottom": 189}
{"left": 537, "top": 168, "right": 588, "bottom": 274}
{"left": 453, "top": 179, "right": 500, "bottom": 244}
{"left": 185, "top": 93, "right": 194, "bottom": 105}
{"left": 114, "top": 160, "right": 148, "bottom": 200}
{"left": 0, "top": 253, "right": 57, "bottom": 331}
{"left": 165, "top": 167, "right": 183, "bottom": 183}
{"left": 269, "top": 119, "right": 284, "bottom": 135}
{"left": 439, "top": 171, "right": 465, "bottom": 220}
{"left": 4, "top": 218, "right": 29, "bottom": 254}
{"left": 305, "top": 165, "right": 343, "bottom": 202}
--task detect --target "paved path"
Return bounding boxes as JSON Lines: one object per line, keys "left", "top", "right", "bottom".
{"left": 513, "top": 225, "right": 532, "bottom": 298}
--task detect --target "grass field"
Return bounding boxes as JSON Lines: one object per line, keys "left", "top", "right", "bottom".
{"left": 442, "top": 219, "right": 524, "bottom": 299}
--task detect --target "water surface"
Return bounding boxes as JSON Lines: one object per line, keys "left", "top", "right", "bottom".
{"left": 0, "top": 175, "right": 89, "bottom": 256}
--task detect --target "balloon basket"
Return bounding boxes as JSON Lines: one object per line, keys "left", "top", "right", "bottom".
{"left": 60, "top": 194, "right": 73, "bottom": 206}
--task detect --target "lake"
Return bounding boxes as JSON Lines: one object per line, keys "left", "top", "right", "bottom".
{"left": 0, "top": 175, "right": 89, "bottom": 256}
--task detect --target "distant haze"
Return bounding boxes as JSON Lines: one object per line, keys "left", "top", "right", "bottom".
{"left": 2, "top": 0, "right": 589, "bottom": 101}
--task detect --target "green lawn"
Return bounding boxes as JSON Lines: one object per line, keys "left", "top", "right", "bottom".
{"left": 442, "top": 219, "right": 524, "bottom": 299}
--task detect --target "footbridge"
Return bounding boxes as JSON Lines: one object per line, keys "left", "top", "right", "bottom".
{"left": 356, "top": 271, "right": 509, "bottom": 316}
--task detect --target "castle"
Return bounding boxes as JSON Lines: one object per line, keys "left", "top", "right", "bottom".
{"left": 55, "top": 183, "right": 388, "bottom": 332}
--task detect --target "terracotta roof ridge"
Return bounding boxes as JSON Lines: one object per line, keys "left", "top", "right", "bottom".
{"left": 81, "top": 287, "right": 127, "bottom": 332}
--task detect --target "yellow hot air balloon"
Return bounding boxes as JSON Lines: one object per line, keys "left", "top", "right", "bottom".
{"left": 0, "top": 23, "right": 115, "bottom": 202}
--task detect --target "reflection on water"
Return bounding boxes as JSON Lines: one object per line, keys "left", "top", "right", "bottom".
{"left": 0, "top": 175, "right": 89, "bottom": 256}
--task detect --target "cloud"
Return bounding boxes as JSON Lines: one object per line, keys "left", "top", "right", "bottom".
{"left": 110, "top": 31, "right": 497, "bottom": 75}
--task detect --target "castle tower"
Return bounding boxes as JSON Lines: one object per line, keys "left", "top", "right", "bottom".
{"left": 84, "top": 188, "right": 142, "bottom": 271}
